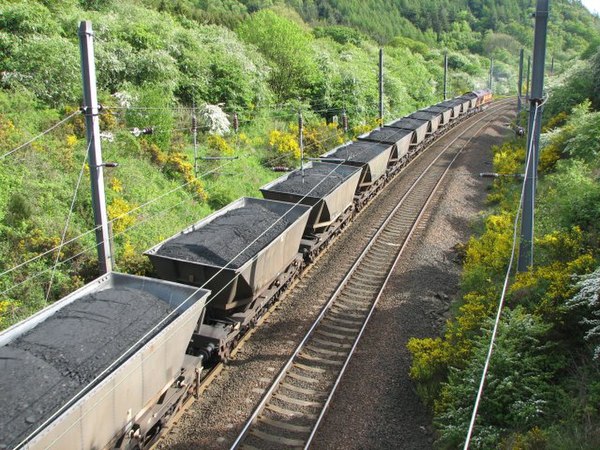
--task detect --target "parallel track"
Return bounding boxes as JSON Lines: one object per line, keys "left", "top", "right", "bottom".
{"left": 231, "top": 100, "right": 513, "bottom": 450}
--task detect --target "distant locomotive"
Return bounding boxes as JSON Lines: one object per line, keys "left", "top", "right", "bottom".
{"left": 0, "top": 90, "right": 492, "bottom": 450}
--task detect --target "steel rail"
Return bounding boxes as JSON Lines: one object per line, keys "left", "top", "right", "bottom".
{"left": 305, "top": 102, "right": 513, "bottom": 448}
{"left": 230, "top": 99, "right": 513, "bottom": 450}
{"left": 150, "top": 100, "right": 488, "bottom": 450}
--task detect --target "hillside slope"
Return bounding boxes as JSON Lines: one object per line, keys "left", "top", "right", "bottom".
{"left": 0, "top": 0, "right": 598, "bottom": 328}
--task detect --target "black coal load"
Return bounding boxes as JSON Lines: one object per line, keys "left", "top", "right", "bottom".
{"left": 0, "top": 347, "right": 79, "bottom": 448}
{"left": 0, "top": 287, "right": 175, "bottom": 449}
{"left": 410, "top": 111, "right": 441, "bottom": 121}
{"left": 388, "top": 117, "right": 426, "bottom": 130}
{"left": 271, "top": 164, "right": 348, "bottom": 197}
{"left": 156, "top": 202, "right": 293, "bottom": 269}
{"left": 423, "top": 106, "right": 451, "bottom": 113}
{"left": 439, "top": 99, "right": 463, "bottom": 107}
{"left": 329, "top": 141, "right": 391, "bottom": 163}
{"left": 358, "top": 128, "right": 412, "bottom": 146}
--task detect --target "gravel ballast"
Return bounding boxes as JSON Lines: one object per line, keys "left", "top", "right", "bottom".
{"left": 156, "top": 104, "right": 513, "bottom": 449}
{"left": 156, "top": 203, "right": 294, "bottom": 269}
{"left": 313, "top": 107, "right": 515, "bottom": 449}
{"left": 0, "top": 287, "right": 175, "bottom": 449}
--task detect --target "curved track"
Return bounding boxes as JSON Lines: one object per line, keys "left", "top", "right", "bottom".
{"left": 231, "top": 100, "right": 513, "bottom": 449}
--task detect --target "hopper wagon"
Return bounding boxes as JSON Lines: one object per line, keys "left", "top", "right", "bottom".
{"left": 408, "top": 110, "right": 443, "bottom": 135}
{"left": 321, "top": 140, "right": 394, "bottom": 207}
{"left": 260, "top": 161, "right": 362, "bottom": 259}
{"left": 436, "top": 99, "right": 463, "bottom": 121}
{"left": 421, "top": 105, "right": 453, "bottom": 128}
{"left": 0, "top": 273, "right": 209, "bottom": 450}
{"left": 385, "top": 117, "right": 430, "bottom": 147}
{"left": 145, "top": 197, "right": 310, "bottom": 359}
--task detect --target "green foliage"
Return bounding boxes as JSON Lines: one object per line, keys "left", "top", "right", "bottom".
{"left": 265, "top": 118, "right": 344, "bottom": 166}
{"left": 313, "top": 25, "right": 365, "bottom": 46}
{"left": 563, "top": 112, "right": 600, "bottom": 163}
{"left": 447, "top": 52, "right": 483, "bottom": 77}
{"left": 569, "top": 267, "right": 600, "bottom": 359}
{"left": 441, "top": 20, "right": 479, "bottom": 51}
{"left": 409, "top": 98, "right": 600, "bottom": 446}
{"left": 538, "top": 160, "right": 600, "bottom": 234}
{"left": 545, "top": 60, "right": 595, "bottom": 120}
{"left": 482, "top": 31, "right": 521, "bottom": 56}
{"left": 435, "top": 309, "right": 560, "bottom": 449}
{"left": 124, "top": 84, "right": 175, "bottom": 150}
{"left": 389, "top": 36, "right": 428, "bottom": 55}
{"left": 0, "top": 2, "right": 62, "bottom": 34}
{"left": 1, "top": 35, "right": 80, "bottom": 106}
{"left": 237, "top": 10, "right": 320, "bottom": 100}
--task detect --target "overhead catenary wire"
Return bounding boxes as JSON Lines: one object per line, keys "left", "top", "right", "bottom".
{"left": 104, "top": 102, "right": 350, "bottom": 120}
{"left": 0, "top": 148, "right": 297, "bottom": 297}
{"left": 463, "top": 99, "right": 543, "bottom": 449}
{"left": 44, "top": 144, "right": 90, "bottom": 305}
{"left": 17, "top": 154, "right": 354, "bottom": 450}
{"left": 29, "top": 97, "right": 507, "bottom": 450}
{"left": 0, "top": 110, "right": 82, "bottom": 160}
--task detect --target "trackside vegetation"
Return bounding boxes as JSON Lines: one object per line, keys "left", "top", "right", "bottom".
{"left": 408, "top": 52, "right": 600, "bottom": 448}
{"left": 0, "top": 0, "right": 510, "bottom": 327}
{"left": 0, "top": 0, "right": 599, "bottom": 446}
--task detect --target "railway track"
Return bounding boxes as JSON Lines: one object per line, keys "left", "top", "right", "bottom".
{"left": 230, "top": 100, "right": 513, "bottom": 449}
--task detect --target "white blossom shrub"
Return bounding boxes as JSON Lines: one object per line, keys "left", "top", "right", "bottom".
{"left": 198, "top": 104, "right": 230, "bottom": 136}
{"left": 568, "top": 266, "right": 600, "bottom": 359}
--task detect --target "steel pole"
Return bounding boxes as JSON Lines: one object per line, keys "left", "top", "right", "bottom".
{"left": 443, "top": 53, "right": 448, "bottom": 100}
{"left": 489, "top": 57, "right": 494, "bottom": 90}
{"left": 517, "top": 49, "right": 524, "bottom": 124}
{"left": 298, "top": 109, "right": 304, "bottom": 180}
{"left": 379, "top": 48, "right": 384, "bottom": 124}
{"left": 518, "top": 0, "right": 549, "bottom": 272}
{"left": 525, "top": 55, "right": 531, "bottom": 103}
{"left": 192, "top": 105, "right": 198, "bottom": 177}
{"left": 78, "top": 21, "right": 113, "bottom": 274}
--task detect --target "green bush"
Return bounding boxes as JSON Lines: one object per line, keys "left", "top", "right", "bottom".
{"left": 3, "top": 35, "right": 80, "bottom": 106}
{"left": 0, "top": 2, "right": 61, "bottom": 34}
{"left": 313, "top": 25, "right": 365, "bottom": 46}
{"left": 538, "top": 160, "right": 600, "bottom": 234}
{"left": 545, "top": 62, "right": 595, "bottom": 127}
{"left": 123, "top": 84, "right": 175, "bottom": 150}
{"left": 237, "top": 10, "right": 320, "bottom": 101}
{"left": 435, "top": 309, "right": 560, "bottom": 449}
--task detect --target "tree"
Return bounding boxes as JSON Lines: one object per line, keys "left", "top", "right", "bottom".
{"left": 237, "top": 9, "right": 320, "bottom": 100}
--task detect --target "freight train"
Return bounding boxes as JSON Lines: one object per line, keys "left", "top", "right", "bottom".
{"left": 0, "top": 90, "right": 492, "bottom": 450}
